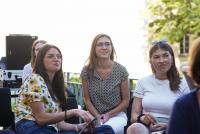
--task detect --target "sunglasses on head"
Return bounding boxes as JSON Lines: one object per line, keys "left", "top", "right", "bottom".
{"left": 152, "top": 40, "right": 168, "bottom": 46}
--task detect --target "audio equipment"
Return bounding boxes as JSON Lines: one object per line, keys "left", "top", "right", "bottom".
{"left": 6, "top": 35, "right": 38, "bottom": 70}
{"left": 0, "top": 70, "right": 22, "bottom": 88}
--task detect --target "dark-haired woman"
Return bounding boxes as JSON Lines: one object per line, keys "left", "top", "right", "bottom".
{"left": 127, "top": 41, "right": 190, "bottom": 134}
{"left": 16, "top": 45, "right": 94, "bottom": 134}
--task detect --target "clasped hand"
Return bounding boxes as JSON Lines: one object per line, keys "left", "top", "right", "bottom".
{"left": 74, "top": 109, "right": 95, "bottom": 133}
{"left": 98, "top": 113, "right": 110, "bottom": 124}
{"left": 140, "top": 114, "right": 167, "bottom": 131}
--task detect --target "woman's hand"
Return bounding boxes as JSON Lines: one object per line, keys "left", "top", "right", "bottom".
{"left": 140, "top": 114, "right": 157, "bottom": 126}
{"left": 73, "top": 109, "right": 94, "bottom": 123}
{"left": 76, "top": 123, "right": 93, "bottom": 133}
{"left": 99, "top": 113, "right": 110, "bottom": 124}
{"left": 149, "top": 123, "right": 167, "bottom": 132}
{"left": 75, "top": 123, "right": 86, "bottom": 132}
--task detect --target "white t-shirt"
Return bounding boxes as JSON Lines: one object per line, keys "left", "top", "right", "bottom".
{"left": 22, "top": 63, "right": 32, "bottom": 82}
{"left": 134, "top": 74, "right": 190, "bottom": 119}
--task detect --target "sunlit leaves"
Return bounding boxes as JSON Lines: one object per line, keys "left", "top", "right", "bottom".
{"left": 147, "top": 0, "right": 200, "bottom": 43}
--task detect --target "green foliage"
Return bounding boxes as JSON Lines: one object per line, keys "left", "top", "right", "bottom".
{"left": 131, "top": 80, "right": 137, "bottom": 91}
{"left": 69, "top": 76, "right": 81, "bottom": 83}
{"left": 129, "top": 79, "right": 137, "bottom": 98}
{"left": 11, "top": 98, "right": 15, "bottom": 112}
{"left": 147, "top": 0, "right": 200, "bottom": 43}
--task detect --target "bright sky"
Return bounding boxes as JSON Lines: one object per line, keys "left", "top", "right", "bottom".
{"left": 0, "top": 0, "right": 151, "bottom": 79}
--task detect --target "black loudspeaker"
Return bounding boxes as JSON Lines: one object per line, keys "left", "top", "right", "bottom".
{"left": 6, "top": 35, "right": 38, "bottom": 70}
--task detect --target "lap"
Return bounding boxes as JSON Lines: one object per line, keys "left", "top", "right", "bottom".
{"left": 16, "top": 119, "right": 78, "bottom": 134}
{"left": 0, "top": 130, "right": 16, "bottom": 134}
{"left": 104, "top": 112, "right": 127, "bottom": 134}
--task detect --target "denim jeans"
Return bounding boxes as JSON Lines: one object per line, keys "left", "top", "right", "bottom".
{"left": 0, "top": 130, "right": 16, "bottom": 134}
{"left": 16, "top": 119, "right": 77, "bottom": 134}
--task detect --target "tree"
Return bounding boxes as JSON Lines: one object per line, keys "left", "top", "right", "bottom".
{"left": 147, "top": 0, "right": 200, "bottom": 43}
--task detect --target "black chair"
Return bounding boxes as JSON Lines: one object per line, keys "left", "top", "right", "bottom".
{"left": 61, "top": 88, "right": 79, "bottom": 124}
{"left": 0, "top": 88, "right": 15, "bottom": 131}
{"left": 183, "top": 71, "right": 197, "bottom": 90}
{"left": 124, "top": 97, "right": 134, "bottom": 134}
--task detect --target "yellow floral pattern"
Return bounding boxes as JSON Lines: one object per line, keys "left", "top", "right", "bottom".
{"left": 15, "top": 74, "right": 59, "bottom": 122}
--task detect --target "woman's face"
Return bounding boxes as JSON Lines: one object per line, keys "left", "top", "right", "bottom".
{"left": 44, "top": 48, "right": 62, "bottom": 73}
{"left": 95, "top": 36, "right": 112, "bottom": 59}
{"left": 34, "top": 43, "right": 46, "bottom": 56}
{"left": 150, "top": 48, "right": 173, "bottom": 75}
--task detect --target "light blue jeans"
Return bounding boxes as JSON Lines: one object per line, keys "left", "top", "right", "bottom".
{"left": 16, "top": 119, "right": 78, "bottom": 134}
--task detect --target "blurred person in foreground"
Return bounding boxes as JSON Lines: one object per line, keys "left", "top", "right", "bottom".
{"left": 167, "top": 37, "right": 200, "bottom": 134}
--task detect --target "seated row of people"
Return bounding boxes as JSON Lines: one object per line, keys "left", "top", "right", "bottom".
{"left": 15, "top": 34, "right": 199, "bottom": 134}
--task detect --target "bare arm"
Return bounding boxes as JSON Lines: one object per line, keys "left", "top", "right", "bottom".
{"left": 106, "top": 78, "right": 130, "bottom": 117}
{"left": 31, "top": 101, "right": 65, "bottom": 126}
{"left": 58, "top": 121, "right": 78, "bottom": 131}
{"left": 131, "top": 97, "right": 143, "bottom": 123}
{"left": 31, "top": 102, "right": 93, "bottom": 126}
{"left": 131, "top": 97, "right": 156, "bottom": 126}
{"left": 82, "top": 79, "right": 99, "bottom": 117}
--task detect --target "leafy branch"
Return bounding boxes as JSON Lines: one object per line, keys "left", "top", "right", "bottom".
{"left": 147, "top": 0, "right": 200, "bottom": 43}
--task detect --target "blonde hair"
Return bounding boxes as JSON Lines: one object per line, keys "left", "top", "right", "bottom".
{"left": 30, "top": 40, "right": 47, "bottom": 67}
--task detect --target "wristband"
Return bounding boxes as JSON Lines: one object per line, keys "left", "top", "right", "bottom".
{"left": 137, "top": 114, "right": 149, "bottom": 127}
{"left": 137, "top": 114, "right": 145, "bottom": 122}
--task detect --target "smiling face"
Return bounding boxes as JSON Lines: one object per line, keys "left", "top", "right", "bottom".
{"left": 95, "top": 36, "right": 112, "bottom": 59}
{"left": 150, "top": 48, "right": 173, "bottom": 76}
{"left": 44, "top": 48, "right": 62, "bottom": 74}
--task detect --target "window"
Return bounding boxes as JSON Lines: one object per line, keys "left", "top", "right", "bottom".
{"left": 179, "top": 35, "right": 189, "bottom": 56}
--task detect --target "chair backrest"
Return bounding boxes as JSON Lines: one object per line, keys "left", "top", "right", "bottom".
{"left": 183, "top": 71, "right": 197, "bottom": 90}
{"left": 61, "top": 88, "right": 79, "bottom": 124}
{"left": 0, "top": 88, "right": 15, "bottom": 130}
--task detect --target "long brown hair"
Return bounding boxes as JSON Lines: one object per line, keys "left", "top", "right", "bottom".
{"left": 188, "top": 37, "right": 200, "bottom": 86}
{"left": 85, "top": 33, "right": 116, "bottom": 76}
{"left": 33, "top": 44, "right": 66, "bottom": 104}
{"left": 31, "top": 40, "right": 47, "bottom": 67}
{"left": 149, "top": 41, "right": 180, "bottom": 91}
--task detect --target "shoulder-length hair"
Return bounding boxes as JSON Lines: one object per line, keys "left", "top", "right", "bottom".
{"left": 31, "top": 40, "right": 47, "bottom": 67}
{"left": 149, "top": 41, "right": 180, "bottom": 91}
{"left": 85, "top": 33, "right": 116, "bottom": 75}
{"left": 33, "top": 44, "right": 66, "bottom": 104}
{"left": 188, "top": 37, "right": 200, "bottom": 86}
